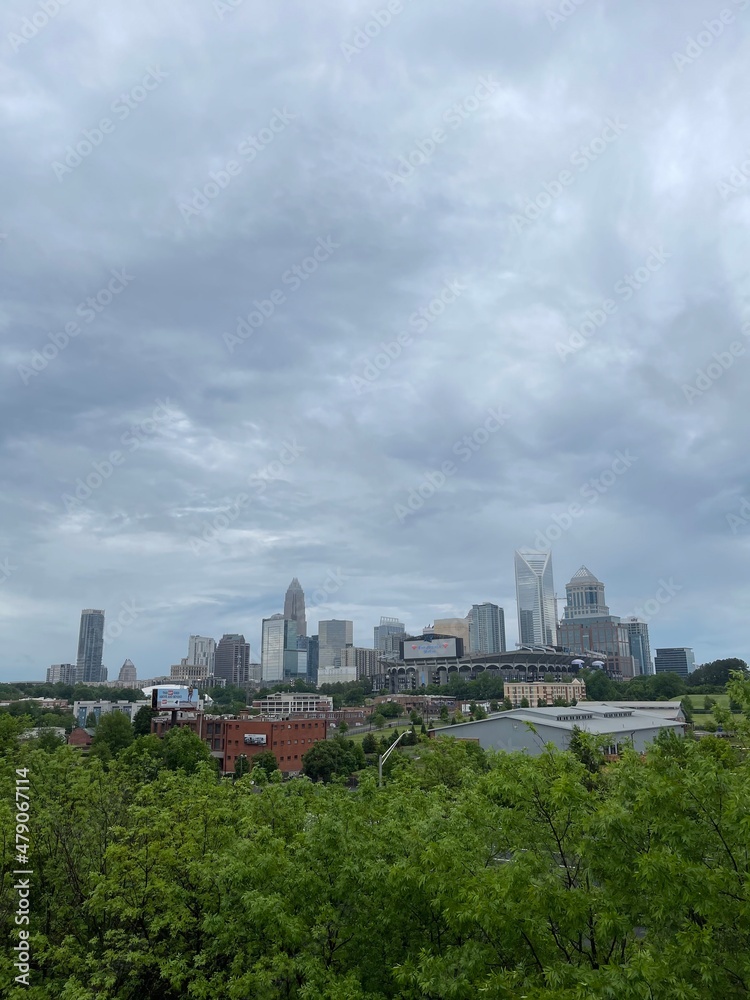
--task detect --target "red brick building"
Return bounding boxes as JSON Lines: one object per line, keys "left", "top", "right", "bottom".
{"left": 151, "top": 713, "right": 327, "bottom": 775}
{"left": 67, "top": 727, "right": 95, "bottom": 749}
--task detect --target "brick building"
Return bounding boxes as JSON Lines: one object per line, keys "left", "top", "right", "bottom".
{"left": 151, "top": 713, "right": 327, "bottom": 775}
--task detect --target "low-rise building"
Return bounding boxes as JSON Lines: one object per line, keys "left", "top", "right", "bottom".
{"left": 504, "top": 678, "right": 586, "bottom": 708}
{"left": 251, "top": 693, "right": 334, "bottom": 715}
{"left": 151, "top": 713, "right": 327, "bottom": 775}
{"left": 73, "top": 699, "right": 149, "bottom": 727}
{"left": 67, "top": 727, "right": 96, "bottom": 749}
{"left": 432, "top": 703, "right": 684, "bottom": 757}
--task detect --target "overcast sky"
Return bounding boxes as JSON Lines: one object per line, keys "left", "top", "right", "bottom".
{"left": 1, "top": 0, "right": 748, "bottom": 682}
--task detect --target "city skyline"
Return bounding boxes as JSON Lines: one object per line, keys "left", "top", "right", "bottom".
{"left": 23, "top": 553, "right": 712, "bottom": 683}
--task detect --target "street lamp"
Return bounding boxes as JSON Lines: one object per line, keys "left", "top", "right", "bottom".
{"left": 378, "top": 728, "right": 409, "bottom": 787}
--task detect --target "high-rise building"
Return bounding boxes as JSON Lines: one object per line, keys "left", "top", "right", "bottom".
{"left": 655, "top": 648, "right": 696, "bottom": 679}
{"left": 47, "top": 663, "right": 76, "bottom": 685}
{"left": 284, "top": 578, "right": 307, "bottom": 638}
{"left": 621, "top": 617, "right": 653, "bottom": 676}
{"left": 306, "top": 635, "right": 319, "bottom": 685}
{"left": 373, "top": 617, "right": 406, "bottom": 653}
{"left": 558, "top": 618, "right": 636, "bottom": 679}
{"left": 261, "top": 616, "right": 300, "bottom": 684}
{"left": 117, "top": 659, "right": 137, "bottom": 685}
{"left": 75, "top": 609, "right": 105, "bottom": 684}
{"left": 341, "top": 646, "right": 378, "bottom": 681}
{"left": 319, "top": 619, "right": 354, "bottom": 668}
{"left": 514, "top": 551, "right": 557, "bottom": 646}
{"left": 469, "top": 604, "right": 506, "bottom": 655}
{"left": 433, "top": 616, "right": 471, "bottom": 650}
{"left": 563, "top": 567, "right": 610, "bottom": 619}
{"left": 187, "top": 635, "right": 215, "bottom": 671}
{"left": 214, "top": 634, "right": 250, "bottom": 686}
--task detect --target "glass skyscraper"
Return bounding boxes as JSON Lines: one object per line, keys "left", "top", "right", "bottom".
{"left": 514, "top": 551, "right": 557, "bottom": 646}
{"left": 373, "top": 616, "right": 405, "bottom": 653}
{"left": 75, "top": 609, "right": 105, "bottom": 684}
{"left": 283, "top": 578, "right": 307, "bottom": 638}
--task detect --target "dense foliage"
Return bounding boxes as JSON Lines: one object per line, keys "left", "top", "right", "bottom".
{"left": 2, "top": 711, "right": 750, "bottom": 998}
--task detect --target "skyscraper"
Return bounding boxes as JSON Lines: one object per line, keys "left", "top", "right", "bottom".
{"left": 433, "top": 616, "right": 471, "bottom": 650}
{"left": 75, "top": 609, "right": 105, "bottom": 684}
{"left": 117, "top": 659, "right": 137, "bottom": 685}
{"left": 621, "top": 617, "right": 653, "bottom": 676}
{"left": 187, "top": 635, "right": 216, "bottom": 671}
{"left": 563, "top": 567, "right": 610, "bottom": 618}
{"left": 284, "top": 578, "right": 307, "bottom": 638}
{"left": 261, "top": 615, "right": 301, "bottom": 684}
{"left": 514, "top": 551, "right": 557, "bottom": 646}
{"left": 469, "top": 603, "right": 507, "bottom": 654}
{"left": 655, "top": 648, "right": 695, "bottom": 679}
{"left": 373, "top": 616, "right": 405, "bottom": 653}
{"left": 47, "top": 663, "right": 76, "bottom": 684}
{"left": 214, "top": 634, "right": 250, "bottom": 686}
{"left": 319, "top": 619, "right": 354, "bottom": 668}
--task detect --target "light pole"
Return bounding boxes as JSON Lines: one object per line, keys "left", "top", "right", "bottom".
{"left": 378, "top": 728, "right": 409, "bottom": 787}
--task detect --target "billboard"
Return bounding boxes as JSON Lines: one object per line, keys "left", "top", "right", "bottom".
{"left": 243, "top": 733, "right": 267, "bottom": 746}
{"left": 402, "top": 637, "right": 458, "bottom": 660}
{"left": 151, "top": 686, "right": 199, "bottom": 710}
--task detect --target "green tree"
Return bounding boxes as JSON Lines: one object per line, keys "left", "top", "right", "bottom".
{"left": 439, "top": 705, "right": 449, "bottom": 722}
{"left": 91, "top": 710, "right": 134, "bottom": 758}
{"left": 302, "top": 736, "right": 365, "bottom": 782}
{"left": 162, "top": 725, "right": 213, "bottom": 774}
{"left": 688, "top": 657, "right": 748, "bottom": 687}
{"left": 338, "top": 720, "right": 349, "bottom": 735}
{"left": 251, "top": 750, "right": 279, "bottom": 776}
{"left": 85, "top": 711, "right": 98, "bottom": 728}
{"left": 362, "top": 732, "right": 377, "bottom": 754}
{"left": 520, "top": 696, "right": 529, "bottom": 708}
{"left": 132, "top": 704, "right": 156, "bottom": 736}
{"left": 371, "top": 713, "right": 386, "bottom": 729}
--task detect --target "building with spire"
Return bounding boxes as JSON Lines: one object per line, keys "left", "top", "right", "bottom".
{"left": 514, "top": 551, "right": 557, "bottom": 646}
{"left": 562, "top": 566, "right": 610, "bottom": 618}
{"left": 117, "top": 659, "right": 137, "bottom": 685}
{"left": 284, "top": 578, "right": 307, "bottom": 638}
{"left": 558, "top": 567, "right": 636, "bottom": 679}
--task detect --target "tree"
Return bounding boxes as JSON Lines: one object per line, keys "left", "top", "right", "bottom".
{"left": 362, "top": 732, "right": 377, "bottom": 754}
{"left": 234, "top": 754, "right": 250, "bottom": 779}
{"left": 502, "top": 697, "right": 512, "bottom": 711}
{"left": 35, "top": 729, "right": 66, "bottom": 753}
{"left": 372, "top": 713, "right": 386, "bottom": 730}
{"left": 251, "top": 750, "right": 279, "bottom": 777}
{"left": 85, "top": 712, "right": 98, "bottom": 728}
{"left": 302, "top": 736, "right": 365, "bottom": 782}
{"left": 688, "top": 657, "right": 748, "bottom": 687}
{"left": 680, "top": 697, "right": 694, "bottom": 724}
{"left": 119, "top": 734, "right": 165, "bottom": 780}
{"left": 520, "top": 697, "right": 530, "bottom": 708}
{"left": 377, "top": 702, "right": 403, "bottom": 719}
{"left": 162, "top": 726, "right": 213, "bottom": 774}
{"left": 132, "top": 705, "right": 156, "bottom": 737}
{"left": 338, "top": 721, "right": 349, "bottom": 735}
{"left": 439, "top": 705, "right": 449, "bottom": 722}
{"left": 91, "top": 711, "right": 134, "bottom": 758}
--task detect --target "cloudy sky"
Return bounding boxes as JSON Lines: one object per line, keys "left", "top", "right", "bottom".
{"left": 1, "top": 0, "right": 749, "bottom": 682}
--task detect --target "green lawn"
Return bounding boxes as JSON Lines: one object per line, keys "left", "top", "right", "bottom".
{"left": 683, "top": 693, "right": 736, "bottom": 713}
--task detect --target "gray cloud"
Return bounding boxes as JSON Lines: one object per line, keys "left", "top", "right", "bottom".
{"left": 1, "top": 0, "right": 749, "bottom": 679}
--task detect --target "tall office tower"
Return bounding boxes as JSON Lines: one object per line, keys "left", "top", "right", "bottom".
{"left": 187, "top": 635, "right": 216, "bottom": 671}
{"left": 514, "top": 551, "right": 557, "bottom": 646}
{"left": 655, "top": 647, "right": 696, "bottom": 679}
{"left": 75, "top": 609, "right": 105, "bottom": 684}
{"left": 374, "top": 616, "right": 406, "bottom": 653}
{"left": 621, "top": 617, "right": 653, "bottom": 676}
{"left": 261, "top": 615, "right": 300, "bottom": 684}
{"left": 307, "top": 635, "right": 319, "bottom": 686}
{"left": 47, "top": 663, "right": 76, "bottom": 684}
{"left": 558, "top": 618, "right": 636, "bottom": 679}
{"left": 117, "top": 659, "right": 137, "bottom": 685}
{"left": 284, "top": 578, "right": 307, "bottom": 638}
{"left": 469, "top": 603, "right": 507, "bottom": 654}
{"left": 563, "top": 567, "right": 610, "bottom": 619}
{"left": 214, "top": 634, "right": 250, "bottom": 686}
{"left": 319, "top": 619, "right": 354, "bottom": 668}
{"left": 341, "top": 646, "right": 378, "bottom": 681}
{"left": 433, "top": 616, "right": 472, "bottom": 650}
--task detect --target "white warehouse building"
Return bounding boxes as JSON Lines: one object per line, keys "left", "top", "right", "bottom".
{"left": 434, "top": 703, "right": 685, "bottom": 756}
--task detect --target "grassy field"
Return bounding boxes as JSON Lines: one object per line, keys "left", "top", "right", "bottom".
{"left": 336, "top": 719, "right": 453, "bottom": 743}
{"left": 683, "top": 693, "right": 735, "bottom": 713}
